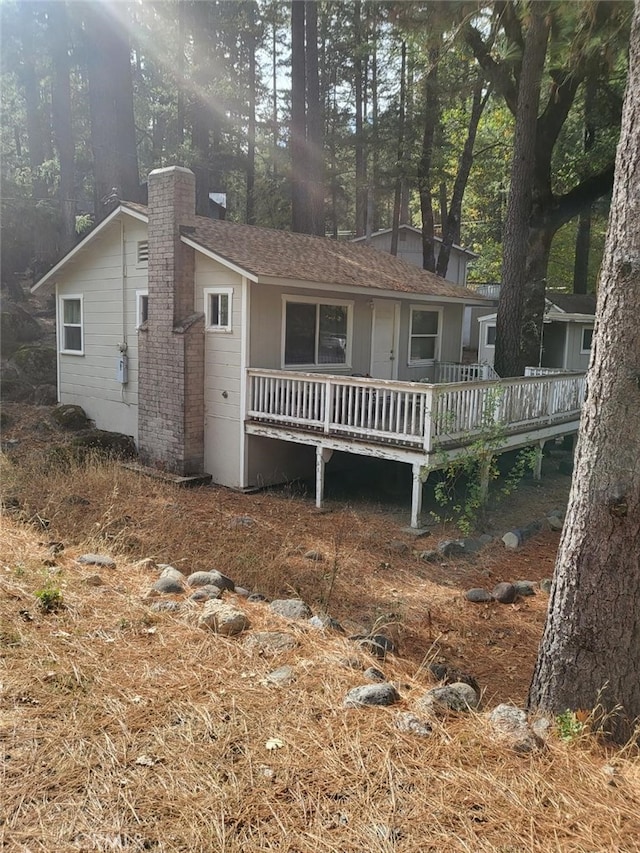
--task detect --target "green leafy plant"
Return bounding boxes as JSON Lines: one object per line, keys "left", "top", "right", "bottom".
{"left": 34, "top": 582, "right": 64, "bottom": 613}
{"left": 427, "top": 387, "right": 539, "bottom": 534}
{"left": 556, "top": 709, "right": 587, "bottom": 741}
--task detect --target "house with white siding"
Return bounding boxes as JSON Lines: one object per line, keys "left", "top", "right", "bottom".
{"left": 32, "top": 167, "right": 586, "bottom": 527}
{"left": 477, "top": 294, "right": 596, "bottom": 372}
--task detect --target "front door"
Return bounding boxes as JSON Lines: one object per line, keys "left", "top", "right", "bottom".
{"left": 370, "top": 300, "right": 400, "bottom": 379}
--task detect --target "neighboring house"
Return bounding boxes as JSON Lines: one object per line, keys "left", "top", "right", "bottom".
{"left": 351, "top": 226, "right": 494, "bottom": 350}
{"left": 33, "top": 166, "right": 493, "bottom": 517}
{"left": 351, "top": 225, "right": 477, "bottom": 288}
{"left": 477, "top": 293, "right": 596, "bottom": 372}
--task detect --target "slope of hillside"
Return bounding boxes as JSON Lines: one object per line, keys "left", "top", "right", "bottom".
{"left": 1, "top": 403, "right": 639, "bottom": 851}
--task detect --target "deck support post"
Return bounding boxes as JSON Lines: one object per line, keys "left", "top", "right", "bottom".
{"left": 533, "top": 440, "right": 546, "bottom": 480}
{"left": 315, "top": 446, "right": 333, "bottom": 508}
{"left": 410, "top": 462, "right": 425, "bottom": 528}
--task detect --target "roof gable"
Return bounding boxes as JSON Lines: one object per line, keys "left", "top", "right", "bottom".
{"left": 34, "top": 201, "right": 486, "bottom": 302}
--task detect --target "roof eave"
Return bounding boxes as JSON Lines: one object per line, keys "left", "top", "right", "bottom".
{"left": 31, "top": 205, "right": 147, "bottom": 293}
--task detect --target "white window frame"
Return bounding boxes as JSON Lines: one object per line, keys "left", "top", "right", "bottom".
{"left": 485, "top": 323, "right": 497, "bottom": 348}
{"left": 59, "top": 294, "right": 84, "bottom": 355}
{"left": 282, "top": 295, "right": 353, "bottom": 369}
{"left": 136, "top": 289, "right": 149, "bottom": 328}
{"left": 408, "top": 305, "right": 442, "bottom": 366}
{"left": 580, "top": 325, "right": 594, "bottom": 354}
{"left": 204, "top": 287, "right": 233, "bottom": 332}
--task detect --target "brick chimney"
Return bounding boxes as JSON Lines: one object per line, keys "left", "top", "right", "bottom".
{"left": 138, "top": 166, "right": 205, "bottom": 475}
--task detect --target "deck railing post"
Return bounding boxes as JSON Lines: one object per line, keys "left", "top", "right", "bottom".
{"left": 323, "top": 378, "right": 332, "bottom": 434}
{"left": 423, "top": 387, "right": 435, "bottom": 453}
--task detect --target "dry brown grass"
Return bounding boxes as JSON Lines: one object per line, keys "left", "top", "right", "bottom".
{"left": 2, "top": 404, "right": 640, "bottom": 852}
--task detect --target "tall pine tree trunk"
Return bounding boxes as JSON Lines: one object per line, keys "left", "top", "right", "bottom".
{"left": 495, "top": 6, "right": 550, "bottom": 377}
{"left": 354, "top": 1, "right": 367, "bottom": 237}
{"left": 84, "top": 2, "right": 141, "bottom": 219}
{"left": 305, "top": 1, "right": 324, "bottom": 236}
{"left": 436, "top": 83, "right": 487, "bottom": 278}
{"left": 48, "top": 0, "right": 76, "bottom": 254}
{"left": 529, "top": 1, "right": 640, "bottom": 743}
{"left": 417, "top": 46, "right": 440, "bottom": 272}
{"left": 291, "top": 0, "right": 308, "bottom": 233}
{"left": 390, "top": 41, "right": 407, "bottom": 257}
{"left": 573, "top": 72, "right": 597, "bottom": 294}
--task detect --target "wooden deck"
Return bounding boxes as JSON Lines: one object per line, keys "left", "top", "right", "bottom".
{"left": 245, "top": 368, "right": 586, "bottom": 527}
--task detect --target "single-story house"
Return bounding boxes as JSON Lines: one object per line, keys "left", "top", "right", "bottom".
{"left": 33, "top": 166, "right": 492, "bottom": 504}
{"left": 477, "top": 294, "right": 596, "bottom": 372}
{"left": 351, "top": 226, "right": 494, "bottom": 350}
{"left": 351, "top": 225, "right": 477, "bottom": 288}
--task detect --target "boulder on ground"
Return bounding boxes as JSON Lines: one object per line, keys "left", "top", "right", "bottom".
{"left": 187, "top": 570, "right": 235, "bottom": 591}
{"left": 417, "top": 682, "right": 479, "bottom": 715}
{"left": 198, "top": 600, "right": 249, "bottom": 636}
{"left": 343, "top": 683, "right": 400, "bottom": 708}
{"left": 270, "top": 599, "right": 312, "bottom": 620}
{"left": 0, "top": 305, "right": 43, "bottom": 356}
{"left": 51, "top": 404, "right": 91, "bottom": 431}
{"left": 10, "top": 345, "right": 56, "bottom": 385}
{"left": 71, "top": 429, "right": 136, "bottom": 459}
{"left": 492, "top": 582, "right": 517, "bottom": 604}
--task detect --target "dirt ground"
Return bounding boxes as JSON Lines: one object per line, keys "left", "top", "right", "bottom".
{"left": 1, "top": 401, "right": 573, "bottom": 706}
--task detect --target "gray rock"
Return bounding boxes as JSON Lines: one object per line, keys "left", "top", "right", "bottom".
{"left": 189, "top": 585, "right": 222, "bottom": 602}
{"left": 77, "top": 553, "right": 116, "bottom": 569}
{"left": 417, "top": 682, "right": 479, "bottom": 714}
{"left": 234, "top": 586, "right": 250, "bottom": 598}
{"left": 547, "top": 508, "right": 564, "bottom": 519}
{"left": 309, "top": 614, "right": 344, "bottom": 632}
{"left": 502, "top": 530, "right": 522, "bottom": 550}
{"left": 150, "top": 600, "right": 182, "bottom": 613}
{"left": 465, "top": 588, "right": 493, "bottom": 603}
{"left": 243, "top": 631, "right": 297, "bottom": 654}
{"left": 343, "top": 683, "right": 400, "bottom": 708}
{"left": 540, "top": 578, "right": 553, "bottom": 593}
{"left": 394, "top": 711, "right": 433, "bottom": 737}
{"left": 51, "top": 403, "right": 91, "bottom": 432}
{"left": 33, "top": 384, "right": 57, "bottom": 406}
{"left": 152, "top": 576, "right": 186, "bottom": 594}
{"left": 198, "top": 600, "right": 249, "bottom": 636}
{"left": 488, "top": 704, "right": 544, "bottom": 753}
{"left": 429, "top": 664, "right": 479, "bottom": 693}
{"left": 438, "top": 539, "right": 466, "bottom": 557}
{"left": 351, "top": 634, "right": 396, "bottom": 660}
{"left": 547, "top": 514, "right": 564, "bottom": 531}
{"left": 460, "top": 537, "right": 485, "bottom": 555}
{"left": 513, "top": 580, "right": 536, "bottom": 597}
{"left": 419, "top": 549, "right": 443, "bottom": 563}
{"left": 188, "top": 570, "right": 235, "bottom": 592}
{"left": 160, "top": 565, "right": 187, "bottom": 582}
{"left": 388, "top": 540, "right": 409, "bottom": 555}
{"left": 532, "top": 716, "right": 553, "bottom": 740}
{"left": 262, "top": 665, "right": 296, "bottom": 686}
{"left": 247, "top": 592, "right": 267, "bottom": 602}
{"left": 363, "top": 667, "right": 385, "bottom": 683}
{"left": 304, "top": 550, "right": 324, "bottom": 562}
{"left": 478, "top": 534, "right": 494, "bottom": 546}
{"left": 229, "top": 515, "right": 255, "bottom": 528}
{"left": 270, "top": 599, "right": 312, "bottom": 620}
{"left": 82, "top": 574, "right": 104, "bottom": 587}
{"left": 492, "top": 582, "right": 517, "bottom": 604}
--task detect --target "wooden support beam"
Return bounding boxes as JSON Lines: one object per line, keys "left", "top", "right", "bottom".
{"left": 410, "top": 462, "right": 424, "bottom": 528}
{"left": 533, "top": 440, "right": 546, "bottom": 480}
{"left": 315, "top": 446, "right": 333, "bottom": 508}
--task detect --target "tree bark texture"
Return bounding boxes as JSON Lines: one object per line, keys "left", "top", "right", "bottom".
{"left": 436, "top": 84, "right": 487, "bottom": 278}
{"left": 390, "top": 41, "right": 406, "bottom": 257}
{"left": 495, "top": 6, "right": 549, "bottom": 377}
{"left": 418, "top": 46, "right": 440, "bottom": 273}
{"left": 84, "top": 2, "right": 141, "bottom": 219}
{"left": 48, "top": 0, "right": 76, "bottom": 254}
{"left": 529, "top": 0, "right": 640, "bottom": 744}
{"left": 305, "top": 1, "right": 325, "bottom": 236}
{"left": 291, "top": 0, "right": 309, "bottom": 233}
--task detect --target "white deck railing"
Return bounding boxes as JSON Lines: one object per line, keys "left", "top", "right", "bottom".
{"left": 435, "top": 362, "right": 500, "bottom": 383}
{"left": 246, "top": 369, "right": 586, "bottom": 454}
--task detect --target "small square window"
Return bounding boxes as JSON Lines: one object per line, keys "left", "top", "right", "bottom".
{"left": 408, "top": 307, "right": 440, "bottom": 364}
{"left": 136, "top": 290, "right": 149, "bottom": 328}
{"left": 60, "top": 295, "right": 83, "bottom": 354}
{"left": 581, "top": 327, "right": 593, "bottom": 353}
{"left": 205, "top": 288, "right": 233, "bottom": 331}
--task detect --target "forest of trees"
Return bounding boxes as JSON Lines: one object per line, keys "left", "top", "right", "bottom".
{"left": 0, "top": 1, "right": 633, "bottom": 370}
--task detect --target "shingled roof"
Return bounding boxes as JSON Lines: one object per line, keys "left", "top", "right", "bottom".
{"left": 546, "top": 292, "right": 596, "bottom": 316}
{"left": 122, "top": 202, "right": 484, "bottom": 301}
